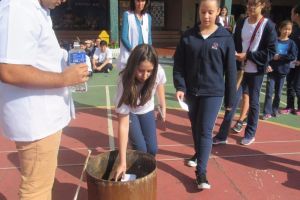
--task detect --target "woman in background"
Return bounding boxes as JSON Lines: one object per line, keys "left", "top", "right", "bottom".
{"left": 117, "top": 0, "right": 152, "bottom": 70}
{"left": 217, "top": 6, "right": 235, "bottom": 32}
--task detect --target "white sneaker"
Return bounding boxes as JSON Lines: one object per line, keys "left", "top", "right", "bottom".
{"left": 198, "top": 182, "right": 211, "bottom": 190}
{"left": 187, "top": 159, "right": 197, "bottom": 167}
{"left": 186, "top": 154, "right": 197, "bottom": 167}
{"left": 240, "top": 137, "right": 255, "bottom": 145}
{"left": 196, "top": 172, "right": 211, "bottom": 190}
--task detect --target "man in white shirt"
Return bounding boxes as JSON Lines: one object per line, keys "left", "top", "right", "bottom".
{"left": 0, "top": 0, "right": 89, "bottom": 199}
{"left": 92, "top": 40, "right": 113, "bottom": 73}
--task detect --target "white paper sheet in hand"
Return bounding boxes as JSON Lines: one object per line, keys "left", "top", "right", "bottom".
{"left": 178, "top": 98, "right": 189, "bottom": 111}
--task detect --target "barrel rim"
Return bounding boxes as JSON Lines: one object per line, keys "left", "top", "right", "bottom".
{"left": 86, "top": 150, "right": 157, "bottom": 185}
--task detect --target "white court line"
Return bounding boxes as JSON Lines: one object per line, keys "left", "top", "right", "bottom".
{"left": 2, "top": 151, "right": 300, "bottom": 170}
{"left": 1, "top": 140, "right": 300, "bottom": 154}
{"left": 106, "top": 85, "right": 115, "bottom": 150}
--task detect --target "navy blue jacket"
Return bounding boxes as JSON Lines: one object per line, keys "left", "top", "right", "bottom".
{"left": 234, "top": 18, "right": 277, "bottom": 73}
{"left": 173, "top": 25, "right": 237, "bottom": 108}
{"left": 290, "top": 26, "right": 300, "bottom": 60}
{"left": 270, "top": 39, "right": 298, "bottom": 75}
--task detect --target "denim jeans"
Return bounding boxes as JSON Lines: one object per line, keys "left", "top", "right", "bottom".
{"left": 263, "top": 72, "right": 286, "bottom": 115}
{"left": 244, "top": 73, "right": 265, "bottom": 139}
{"left": 186, "top": 95, "right": 223, "bottom": 174}
{"left": 286, "top": 68, "right": 300, "bottom": 110}
{"left": 129, "top": 111, "right": 157, "bottom": 155}
{"left": 215, "top": 85, "right": 244, "bottom": 140}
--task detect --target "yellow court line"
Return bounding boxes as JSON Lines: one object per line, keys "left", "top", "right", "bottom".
{"left": 259, "top": 120, "right": 300, "bottom": 131}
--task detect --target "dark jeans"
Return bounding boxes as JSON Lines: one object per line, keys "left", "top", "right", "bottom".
{"left": 129, "top": 111, "right": 157, "bottom": 156}
{"left": 186, "top": 95, "right": 223, "bottom": 174}
{"left": 263, "top": 72, "right": 286, "bottom": 115}
{"left": 215, "top": 85, "right": 244, "bottom": 140}
{"left": 244, "top": 73, "right": 265, "bottom": 139}
{"left": 94, "top": 63, "right": 113, "bottom": 73}
{"left": 286, "top": 68, "right": 300, "bottom": 110}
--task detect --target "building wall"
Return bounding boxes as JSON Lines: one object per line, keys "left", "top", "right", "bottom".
{"left": 164, "top": 0, "right": 182, "bottom": 30}
{"left": 181, "top": 0, "right": 196, "bottom": 31}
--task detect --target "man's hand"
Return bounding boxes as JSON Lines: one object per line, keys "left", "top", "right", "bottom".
{"left": 62, "top": 63, "right": 89, "bottom": 86}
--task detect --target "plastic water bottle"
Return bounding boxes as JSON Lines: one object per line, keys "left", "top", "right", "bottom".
{"left": 68, "top": 42, "right": 88, "bottom": 92}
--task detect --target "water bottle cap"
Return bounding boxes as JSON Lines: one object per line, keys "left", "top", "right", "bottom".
{"left": 73, "top": 41, "right": 80, "bottom": 48}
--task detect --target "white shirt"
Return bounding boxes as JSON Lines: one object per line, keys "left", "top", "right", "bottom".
{"left": 93, "top": 47, "right": 112, "bottom": 64}
{"left": 0, "top": 0, "right": 73, "bottom": 141}
{"left": 115, "top": 65, "right": 166, "bottom": 115}
{"left": 242, "top": 18, "right": 268, "bottom": 73}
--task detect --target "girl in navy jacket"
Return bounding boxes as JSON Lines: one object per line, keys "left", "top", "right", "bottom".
{"left": 173, "top": 0, "right": 236, "bottom": 190}
{"left": 263, "top": 20, "right": 298, "bottom": 119}
{"left": 232, "top": 0, "right": 277, "bottom": 145}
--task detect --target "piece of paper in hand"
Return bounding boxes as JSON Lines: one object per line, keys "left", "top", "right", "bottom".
{"left": 121, "top": 174, "right": 137, "bottom": 182}
{"left": 178, "top": 98, "right": 189, "bottom": 111}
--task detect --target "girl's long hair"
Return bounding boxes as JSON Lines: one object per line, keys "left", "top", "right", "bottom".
{"left": 117, "top": 44, "right": 158, "bottom": 108}
{"left": 130, "top": 0, "right": 150, "bottom": 15}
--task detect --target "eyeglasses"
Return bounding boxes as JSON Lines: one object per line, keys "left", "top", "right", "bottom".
{"left": 246, "top": 1, "right": 262, "bottom": 8}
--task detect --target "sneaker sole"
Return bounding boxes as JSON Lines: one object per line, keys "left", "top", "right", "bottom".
{"left": 232, "top": 128, "right": 242, "bottom": 133}
{"left": 197, "top": 182, "right": 211, "bottom": 190}
{"left": 212, "top": 140, "right": 228, "bottom": 145}
{"left": 186, "top": 161, "right": 197, "bottom": 167}
{"left": 240, "top": 138, "right": 255, "bottom": 146}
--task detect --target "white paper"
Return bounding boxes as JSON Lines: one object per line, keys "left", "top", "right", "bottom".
{"left": 121, "top": 174, "right": 137, "bottom": 182}
{"left": 178, "top": 98, "right": 189, "bottom": 112}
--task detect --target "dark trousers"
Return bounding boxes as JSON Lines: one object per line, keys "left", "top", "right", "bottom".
{"left": 94, "top": 63, "right": 113, "bottom": 73}
{"left": 215, "top": 85, "right": 244, "bottom": 140}
{"left": 263, "top": 72, "right": 286, "bottom": 115}
{"left": 243, "top": 72, "right": 264, "bottom": 139}
{"left": 286, "top": 68, "right": 300, "bottom": 110}
{"left": 129, "top": 111, "right": 157, "bottom": 156}
{"left": 186, "top": 95, "right": 223, "bottom": 174}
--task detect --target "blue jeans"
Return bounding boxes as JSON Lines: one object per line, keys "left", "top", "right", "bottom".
{"left": 129, "top": 111, "right": 157, "bottom": 155}
{"left": 186, "top": 95, "right": 223, "bottom": 174}
{"left": 244, "top": 73, "right": 264, "bottom": 139}
{"left": 263, "top": 72, "right": 286, "bottom": 115}
{"left": 215, "top": 85, "right": 244, "bottom": 140}
{"left": 286, "top": 68, "right": 300, "bottom": 110}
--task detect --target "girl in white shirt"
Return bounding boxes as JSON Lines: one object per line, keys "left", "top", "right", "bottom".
{"left": 114, "top": 44, "right": 166, "bottom": 180}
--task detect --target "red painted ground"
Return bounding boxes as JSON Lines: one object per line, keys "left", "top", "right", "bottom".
{"left": 0, "top": 108, "right": 299, "bottom": 200}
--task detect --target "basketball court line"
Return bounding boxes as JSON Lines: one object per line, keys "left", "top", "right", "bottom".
{"left": 1, "top": 151, "right": 300, "bottom": 170}
{"left": 105, "top": 85, "right": 115, "bottom": 150}
{"left": 1, "top": 139, "right": 300, "bottom": 155}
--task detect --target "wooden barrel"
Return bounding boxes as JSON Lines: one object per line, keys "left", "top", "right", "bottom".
{"left": 86, "top": 150, "right": 157, "bottom": 200}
